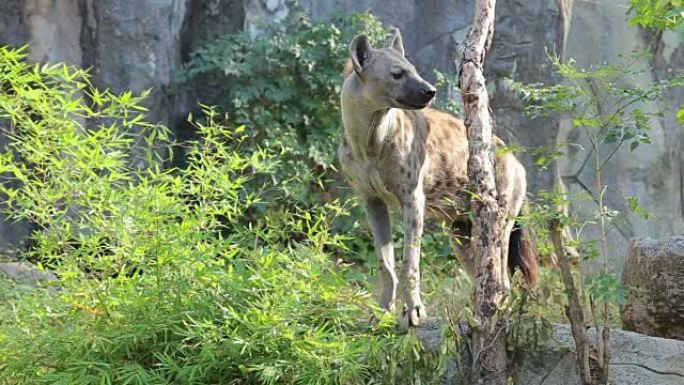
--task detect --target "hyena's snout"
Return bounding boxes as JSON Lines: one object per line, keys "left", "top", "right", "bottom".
{"left": 423, "top": 83, "right": 436, "bottom": 99}
{"left": 399, "top": 78, "right": 436, "bottom": 109}
{"left": 420, "top": 83, "right": 436, "bottom": 104}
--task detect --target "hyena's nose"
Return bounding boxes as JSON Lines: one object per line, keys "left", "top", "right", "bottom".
{"left": 423, "top": 85, "right": 436, "bottom": 99}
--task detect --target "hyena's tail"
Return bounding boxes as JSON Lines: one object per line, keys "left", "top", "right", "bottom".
{"left": 508, "top": 222, "right": 538, "bottom": 286}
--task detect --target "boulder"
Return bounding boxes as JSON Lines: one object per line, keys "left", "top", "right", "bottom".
{"left": 517, "top": 324, "right": 684, "bottom": 385}
{"left": 414, "top": 322, "right": 684, "bottom": 384}
{"left": 621, "top": 236, "right": 684, "bottom": 340}
{"left": 0, "top": 261, "right": 57, "bottom": 286}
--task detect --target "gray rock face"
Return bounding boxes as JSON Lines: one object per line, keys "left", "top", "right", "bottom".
{"left": 182, "top": 0, "right": 244, "bottom": 55}
{"left": 413, "top": 322, "right": 684, "bottom": 385}
{"left": 177, "top": 0, "right": 245, "bottom": 149}
{"left": 622, "top": 236, "right": 684, "bottom": 340}
{"left": 82, "top": 0, "right": 187, "bottom": 100}
{"left": 81, "top": 0, "right": 188, "bottom": 169}
{"left": 488, "top": 0, "right": 570, "bottom": 192}
{"left": 517, "top": 324, "right": 684, "bottom": 385}
{"left": 0, "top": 0, "right": 27, "bottom": 47}
{"left": 24, "top": 0, "right": 83, "bottom": 64}
{"left": 0, "top": 261, "right": 57, "bottom": 286}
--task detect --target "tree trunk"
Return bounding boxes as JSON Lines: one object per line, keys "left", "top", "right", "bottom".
{"left": 458, "top": 0, "right": 508, "bottom": 384}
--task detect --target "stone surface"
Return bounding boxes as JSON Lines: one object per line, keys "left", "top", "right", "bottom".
{"left": 517, "top": 324, "right": 684, "bottom": 385}
{"left": 488, "top": 0, "right": 569, "bottom": 192}
{"left": 181, "top": 0, "right": 245, "bottom": 59}
{"left": 24, "top": 0, "right": 83, "bottom": 64}
{"left": 413, "top": 322, "right": 684, "bottom": 385}
{"left": 0, "top": 261, "right": 57, "bottom": 286}
{"left": 0, "top": 0, "right": 27, "bottom": 47}
{"left": 176, "top": 0, "right": 245, "bottom": 155}
{"left": 621, "top": 236, "right": 684, "bottom": 340}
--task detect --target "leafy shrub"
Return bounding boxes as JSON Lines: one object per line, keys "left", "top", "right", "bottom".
{"left": 628, "top": 0, "right": 684, "bottom": 32}
{"left": 0, "top": 46, "right": 454, "bottom": 385}
{"left": 627, "top": 0, "right": 684, "bottom": 125}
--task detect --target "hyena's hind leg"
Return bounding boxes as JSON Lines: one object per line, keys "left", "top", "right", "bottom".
{"left": 448, "top": 221, "right": 474, "bottom": 277}
{"left": 364, "top": 197, "right": 398, "bottom": 312}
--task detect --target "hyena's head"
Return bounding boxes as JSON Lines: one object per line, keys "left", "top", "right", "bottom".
{"left": 349, "top": 28, "right": 436, "bottom": 110}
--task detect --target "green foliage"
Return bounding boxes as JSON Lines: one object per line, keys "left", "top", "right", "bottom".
{"left": 510, "top": 52, "right": 682, "bottom": 173}
{"left": 628, "top": 0, "right": 684, "bottom": 123}
{"left": 506, "top": 270, "right": 565, "bottom": 354}
{"left": 628, "top": 0, "right": 684, "bottom": 32}
{"left": 179, "top": 14, "right": 390, "bottom": 205}
{"left": 585, "top": 273, "right": 628, "bottom": 307}
{"left": 0, "top": 45, "right": 456, "bottom": 385}
{"left": 625, "top": 194, "right": 655, "bottom": 219}
{"left": 529, "top": 142, "right": 579, "bottom": 171}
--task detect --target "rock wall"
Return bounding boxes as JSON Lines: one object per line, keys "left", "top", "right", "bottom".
{"left": 0, "top": 0, "right": 682, "bottom": 265}
{"left": 517, "top": 324, "right": 684, "bottom": 385}
{"left": 24, "top": 0, "right": 83, "bottom": 64}
{"left": 0, "top": 0, "right": 28, "bottom": 48}
{"left": 412, "top": 321, "right": 684, "bottom": 385}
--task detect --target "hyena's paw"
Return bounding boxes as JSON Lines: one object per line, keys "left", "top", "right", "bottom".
{"left": 399, "top": 303, "right": 427, "bottom": 329}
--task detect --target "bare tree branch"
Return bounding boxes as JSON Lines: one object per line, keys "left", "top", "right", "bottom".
{"left": 551, "top": 219, "right": 594, "bottom": 385}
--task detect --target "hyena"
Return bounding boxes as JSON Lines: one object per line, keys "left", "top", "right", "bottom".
{"left": 338, "top": 29, "right": 537, "bottom": 327}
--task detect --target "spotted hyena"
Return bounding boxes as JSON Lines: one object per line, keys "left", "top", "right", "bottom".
{"left": 338, "top": 28, "right": 537, "bottom": 328}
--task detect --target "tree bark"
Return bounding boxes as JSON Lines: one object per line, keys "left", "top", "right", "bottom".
{"left": 458, "top": 0, "right": 508, "bottom": 384}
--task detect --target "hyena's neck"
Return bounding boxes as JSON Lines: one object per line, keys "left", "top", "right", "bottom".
{"left": 341, "top": 75, "right": 399, "bottom": 159}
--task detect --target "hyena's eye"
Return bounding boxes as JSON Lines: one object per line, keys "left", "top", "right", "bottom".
{"left": 391, "top": 70, "right": 404, "bottom": 80}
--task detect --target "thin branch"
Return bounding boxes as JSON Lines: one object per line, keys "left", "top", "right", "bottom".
{"left": 551, "top": 219, "right": 593, "bottom": 385}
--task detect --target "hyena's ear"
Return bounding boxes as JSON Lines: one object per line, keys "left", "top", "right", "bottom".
{"left": 388, "top": 28, "right": 404, "bottom": 57}
{"left": 350, "top": 34, "right": 372, "bottom": 75}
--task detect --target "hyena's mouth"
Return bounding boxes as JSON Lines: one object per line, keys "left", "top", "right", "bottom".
{"left": 395, "top": 99, "right": 431, "bottom": 110}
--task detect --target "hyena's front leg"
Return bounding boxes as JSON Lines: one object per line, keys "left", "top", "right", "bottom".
{"left": 400, "top": 189, "right": 427, "bottom": 327}
{"left": 364, "top": 197, "right": 398, "bottom": 312}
